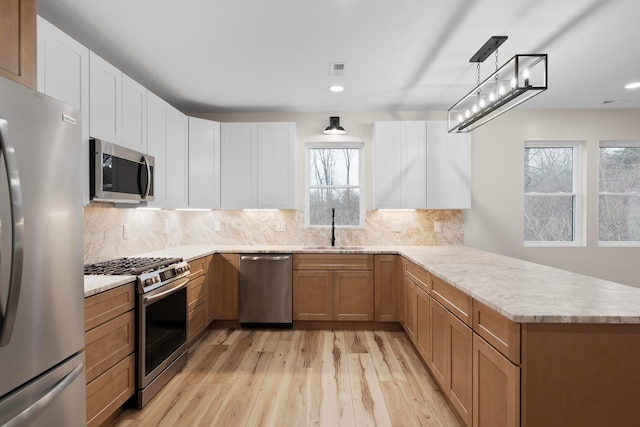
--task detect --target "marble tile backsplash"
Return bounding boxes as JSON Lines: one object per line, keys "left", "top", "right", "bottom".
{"left": 83, "top": 204, "right": 464, "bottom": 264}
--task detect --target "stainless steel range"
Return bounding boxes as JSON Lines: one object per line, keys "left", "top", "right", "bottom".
{"left": 84, "top": 256, "right": 190, "bottom": 407}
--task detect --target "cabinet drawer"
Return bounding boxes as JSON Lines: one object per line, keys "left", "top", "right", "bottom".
{"left": 473, "top": 300, "right": 521, "bottom": 364}
{"left": 85, "top": 310, "right": 135, "bottom": 383}
{"left": 85, "top": 283, "right": 135, "bottom": 331}
{"left": 86, "top": 354, "right": 135, "bottom": 427}
{"left": 188, "top": 303, "right": 207, "bottom": 343}
{"left": 188, "top": 255, "right": 211, "bottom": 279}
{"left": 293, "top": 253, "right": 373, "bottom": 270}
{"left": 431, "top": 276, "right": 472, "bottom": 326}
{"left": 187, "top": 274, "right": 206, "bottom": 312}
{"left": 405, "top": 259, "right": 430, "bottom": 292}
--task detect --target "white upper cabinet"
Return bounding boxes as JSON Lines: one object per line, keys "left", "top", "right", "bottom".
{"left": 220, "top": 123, "right": 258, "bottom": 209}
{"left": 146, "top": 91, "right": 168, "bottom": 208}
{"left": 121, "top": 74, "right": 147, "bottom": 152}
{"left": 257, "top": 122, "right": 296, "bottom": 209}
{"left": 89, "top": 52, "right": 147, "bottom": 152}
{"left": 166, "top": 106, "right": 189, "bottom": 209}
{"left": 374, "top": 121, "right": 427, "bottom": 209}
{"left": 220, "top": 122, "right": 296, "bottom": 209}
{"left": 89, "top": 51, "right": 122, "bottom": 143}
{"left": 188, "top": 117, "right": 221, "bottom": 209}
{"left": 426, "top": 121, "right": 471, "bottom": 209}
{"left": 374, "top": 120, "right": 470, "bottom": 210}
{"left": 36, "top": 16, "right": 90, "bottom": 204}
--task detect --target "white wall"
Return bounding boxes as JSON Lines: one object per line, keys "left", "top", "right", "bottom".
{"left": 464, "top": 109, "right": 640, "bottom": 287}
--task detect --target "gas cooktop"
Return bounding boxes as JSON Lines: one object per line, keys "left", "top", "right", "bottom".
{"left": 83, "top": 257, "right": 183, "bottom": 276}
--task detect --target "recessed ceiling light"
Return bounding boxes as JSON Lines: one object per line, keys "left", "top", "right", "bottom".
{"left": 625, "top": 82, "right": 640, "bottom": 90}
{"left": 329, "top": 85, "right": 344, "bottom": 93}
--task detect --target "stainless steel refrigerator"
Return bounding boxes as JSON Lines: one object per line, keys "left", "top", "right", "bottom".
{"left": 0, "top": 76, "right": 86, "bottom": 426}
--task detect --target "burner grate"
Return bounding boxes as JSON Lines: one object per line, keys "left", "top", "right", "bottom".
{"left": 84, "top": 257, "right": 183, "bottom": 276}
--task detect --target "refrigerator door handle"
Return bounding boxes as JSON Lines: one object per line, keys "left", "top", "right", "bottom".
{"left": 141, "top": 155, "right": 151, "bottom": 199}
{"left": 1, "top": 362, "right": 84, "bottom": 427}
{"left": 0, "top": 119, "right": 25, "bottom": 347}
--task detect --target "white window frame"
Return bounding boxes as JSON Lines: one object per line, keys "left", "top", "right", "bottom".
{"left": 598, "top": 141, "right": 640, "bottom": 247}
{"left": 524, "top": 141, "right": 586, "bottom": 247}
{"left": 305, "top": 142, "right": 365, "bottom": 228}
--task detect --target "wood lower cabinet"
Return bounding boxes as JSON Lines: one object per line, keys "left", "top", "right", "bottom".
{"left": 430, "top": 298, "right": 473, "bottom": 426}
{"left": 404, "top": 277, "right": 418, "bottom": 341}
{"left": 293, "top": 270, "right": 333, "bottom": 321}
{"left": 416, "top": 285, "right": 431, "bottom": 362}
{"left": 187, "top": 255, "right": 213, "bottom": 345}
{"left": 214, "top": 253, "right": 239, "bottom": 320}
{"left": 374, "top": 254, "right": 399, "bottom": 322}
{"left": 333, "top": 270, "right": 374, "bottom": 321}
{"left": 292, "top": 253, "right": 374, "bottom": 322}
{"left": 0, "top": 0, "right": 36, "bottom": 89}
{"left": 473, "top": 333, "right": 520, "bottom": 427}
{"left": 84, "top": 283, "right": 135, "bottom": 427}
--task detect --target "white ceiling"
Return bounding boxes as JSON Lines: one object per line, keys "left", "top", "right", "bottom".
{"left": 37, "top": 0, "right": 640, "bottom": 114}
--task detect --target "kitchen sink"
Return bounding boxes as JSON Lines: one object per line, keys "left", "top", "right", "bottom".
{"left": 302, "top": 246, "right": 364, "bottom": 250}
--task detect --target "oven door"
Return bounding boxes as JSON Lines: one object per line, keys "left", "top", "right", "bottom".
{"left": 138, "top": 277, "right": 188, "bottom": 389}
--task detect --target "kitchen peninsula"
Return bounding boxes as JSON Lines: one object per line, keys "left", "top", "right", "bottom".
{"left": 85, "top": 245, "right": 640, "bottom": 426}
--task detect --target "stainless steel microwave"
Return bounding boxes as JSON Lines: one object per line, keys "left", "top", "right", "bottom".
{"left": 90, "top": 138, "right": 154, "bottom": 203}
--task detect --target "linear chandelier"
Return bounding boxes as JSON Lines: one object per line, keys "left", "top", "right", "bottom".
{"left": 447, "top": 36, "right": 547, "bottom": 133}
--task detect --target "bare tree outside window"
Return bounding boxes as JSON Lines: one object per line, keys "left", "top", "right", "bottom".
{"left": 308, "top": 146, "right": 361, "bottom": 226}
{"left": 524, "top": 146, "right": 576, "bottom": 242}
{"left": 599, "top": 145, "right": 640, "bottom": 242}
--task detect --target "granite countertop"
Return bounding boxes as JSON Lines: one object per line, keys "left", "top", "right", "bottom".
{"left": 84, "top": 244, "right": 640, "bottom": 324}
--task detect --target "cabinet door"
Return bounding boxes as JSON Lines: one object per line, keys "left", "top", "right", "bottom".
{"left": 188, "top": 117, "right": 221, "bottom": 209}
{"left": 166, "top": 105, "right": 189, "bottom": 208}
{"left": 416, "top": 286, "right": 431, "bottom": 362}
{"left": 373, "top": 122, "right": 402, "bottom": 208}
{"left": 214, "top": 254, "right": 238, "bottom": 320}
{"left": 146, "top": 91, "right": 168, "bottom": 207}
{"left": 449, "top": 312, "right": 473, "bottom": 426}
{"left": 0, "top": 0, "right": 36, "bottom": 89}
{"left": 220, "top": 123, "right": 258, "bottom": 208}
{"left": 36, "top": 16, "right": 90, "bottom": 204}
{"left": 404, "top": 277, "right": 417, "bottom": 342}
{"left": 426, "top": 121, "right": 471, "bottom": 209}
{"left": 257, "top": 122, "right": 296, "bottom": 209}
{"left": 398, "top": 258, "right": 407, "bottom": 326}
{"left": 89, "top": 51, "right": 122, "bottom": 143}
{"left": 333, "top": 271, "right": 374, "bottom": 321}
{"left": 374, "top": 255, "right": 398, "bottom": 322}
{"left": 121, "top": 74, "right": 147, "bottom": 152}
{"left": 293, "top": 270, "right": 332, "bottom": 321}
{"left": 473, "top": 334, "right": 520, "bottom": 427}
{"left": 400, "top": 121, "right": 427, "bottom": 208}
{"left": 429, "top": 298, "right": 448, "bottom": 388}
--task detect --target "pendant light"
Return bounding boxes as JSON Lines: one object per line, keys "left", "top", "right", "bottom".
{"left": 324, "top": 116, "right": 346, "bottom": 135}
{"left": 447, "top": 36, "right": 547, "bottom": 133}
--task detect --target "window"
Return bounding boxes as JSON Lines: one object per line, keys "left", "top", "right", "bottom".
{"left": 599, "top": 142, "right": 640, "bottom": 245}
{"left": 524, "top": 142, "right": 583, "bottom": 245}
{"left": 306, "top": 143, "right": 364, "bottom": 227}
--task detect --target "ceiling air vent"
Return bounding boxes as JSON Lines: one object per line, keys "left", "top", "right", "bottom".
{"left": 329, "top": 62, "right": 347, "bottom": 77}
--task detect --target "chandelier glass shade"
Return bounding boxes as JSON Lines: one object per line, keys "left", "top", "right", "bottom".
{"left": 447, "top": 54, "right": 548, "bottom": 133}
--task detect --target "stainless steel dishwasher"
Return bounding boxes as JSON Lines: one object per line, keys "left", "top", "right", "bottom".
{"left": 239, "top": 254, "right": 293, "bottom": 327}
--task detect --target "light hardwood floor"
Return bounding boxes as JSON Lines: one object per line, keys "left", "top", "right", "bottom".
{"left": 113, "top": 329, "right": 460, "bottom": 427}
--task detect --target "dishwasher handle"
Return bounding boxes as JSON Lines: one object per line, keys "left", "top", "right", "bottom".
{"left": 240, "top": 255, "right": 291, "bottom": 262}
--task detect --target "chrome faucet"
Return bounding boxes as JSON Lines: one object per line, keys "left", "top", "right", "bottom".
{"left": 331, "top": 208, "right": 336, "bottom": 247}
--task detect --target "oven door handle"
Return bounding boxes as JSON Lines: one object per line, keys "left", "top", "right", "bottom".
{"left": 143, "top": 278, "right": 189, "bottom": 305}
